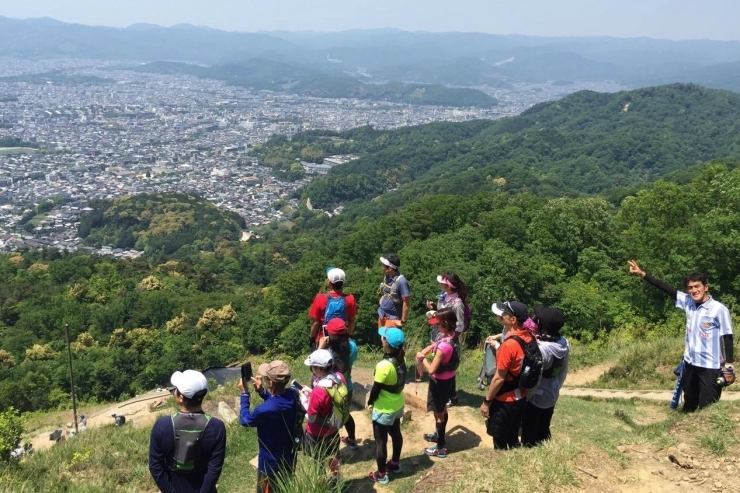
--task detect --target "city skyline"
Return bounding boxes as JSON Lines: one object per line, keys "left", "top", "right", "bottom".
{"left": 1, "top": 0, "right": 739, "bottom": 41}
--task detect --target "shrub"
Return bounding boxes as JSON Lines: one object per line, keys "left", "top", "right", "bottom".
{"left": 0, "top": 408, "right": 23, "bottom": 462}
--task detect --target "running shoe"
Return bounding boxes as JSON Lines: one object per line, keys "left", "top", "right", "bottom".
{"left": 368, "top": 471, "right": 390, "bottom": 485}
{"left": 386, "top": 460, "right": 403, "bottom": 474}
{"left": 424, "top": 446, "right": 448, "bottom": 458}
{"left": 423, "top": 432, "right": 438, "bottom": 442}
{"left": 340, "top": 436, "right": 358, "bottom": 450}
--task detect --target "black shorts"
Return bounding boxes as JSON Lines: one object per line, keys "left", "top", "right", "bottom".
{"left": 427, "top": 376, "right": 455, "bottom": 412}
{"left": 303, "top": 431, "right": 340, "bottom": 459}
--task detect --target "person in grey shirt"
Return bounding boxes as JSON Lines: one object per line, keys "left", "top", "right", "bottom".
{"left": 521, "top": 306, "right": 569, "bottom": 447}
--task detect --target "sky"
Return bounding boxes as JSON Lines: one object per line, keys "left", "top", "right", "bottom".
{"left": 0, "top": 0, "right": 739, "bottom": 41}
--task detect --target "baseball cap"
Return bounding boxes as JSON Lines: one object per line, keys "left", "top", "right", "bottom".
{"left": 170, "top": 370, "right": 208, "bottom": 399}
{"left": 304, "top": 349, "right": 334, "bottom": 368}
{"left": 325, "top": 318, "right": 348, "bottom": 335}
{"left": 533, "top": 305, "right": 565, "bottom": 334}
{"left": 378, "top": 326, "right": 405, "bottom": 349}
{"left": 491, "top": 300, "right": 528, "bottom": 323}
{"left": 326, "top": 267, "right": 345, "bottom": 284}
{"left": 258, "top": 360, "right": 291, "bottom": 384}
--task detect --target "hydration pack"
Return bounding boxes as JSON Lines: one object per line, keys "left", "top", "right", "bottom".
{"left": 434, "top": 337, "right": 460, "bottom": 373}
{"left": 316, "top": 373, "right": 350, "bottom": 430}
{"left": 171, "top": 412, "right": 211, "bottom": 472}
{"left": 324, "top": 293, "right": 347, "bottom": 324}
{"left": 380, "top": 274, "right": 406, "bottom": 314}
{"left": 452, "top": 297, "right": 472, "bottom": 332}
{"left": 509, "top": 335, "right": 543, "bottom": 390}
{"left": 377, "top": 356, "right": 408, "bottom": 394}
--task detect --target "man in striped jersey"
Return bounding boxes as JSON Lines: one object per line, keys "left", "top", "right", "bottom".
{"left": 628, "top": 260, "right": 734, "bottom": 412}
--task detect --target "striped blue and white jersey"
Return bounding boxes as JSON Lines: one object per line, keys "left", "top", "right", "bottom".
{"left": 677, "top": 292, "right": 733, "bottom": 369}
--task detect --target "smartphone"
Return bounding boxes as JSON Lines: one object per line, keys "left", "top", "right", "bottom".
{"left": 241, "top": 362, "right": 253, "bottom": 385}
{"left": 291, "top": 380, "right": 304, "bottom": 391}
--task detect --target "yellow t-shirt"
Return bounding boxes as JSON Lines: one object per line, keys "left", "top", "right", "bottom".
{"left": 373, "top": 359, "right": 405, "bottom": 414}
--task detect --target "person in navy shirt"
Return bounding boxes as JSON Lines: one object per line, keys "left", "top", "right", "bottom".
{"left": 149, "top": 370, "right": 227, "bottom": 493}
{"left": 240, "top": 360, "right": 299, "bottom": 493}
{"left": 629, "top": 260, "right": 734, "bottom": 411}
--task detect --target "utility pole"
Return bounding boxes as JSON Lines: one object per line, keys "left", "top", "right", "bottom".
{"left": 64, "top": 323, "right": 78, "bottom": 434}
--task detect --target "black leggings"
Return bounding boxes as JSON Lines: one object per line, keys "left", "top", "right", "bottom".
{"left": 373, "top": 418, "right": 403, "bottom": 473}
{"left": 345, "top": 414, "right": 356, "bottom": 440}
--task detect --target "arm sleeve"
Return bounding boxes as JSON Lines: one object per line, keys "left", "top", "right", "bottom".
{"left": 368, "top": 382, "right": 381, "bottom": 406}
{"left": 200, "top": 421, "right": 226, "bottom": 493}
{"left": 148, "top": 420, "right": 175, "bottom": 493}
{"left": 643, "top": 274, "right": 678, "bottom": 301}
{"left": 346, "top": 295, "right": 358, "bottom": 319}
{"left": 723, "top": 334, "right": 734, "bottom": 363}
{"left": 308, "top": 295, "right": 324, "bottom": 321}
{"left": 398, "top": 277, "right": 411, "bottom": 298}
{"left": 258, "top": 387, "right": 271, "bottom": 401}
{"left": 453, "top": 301, "right": 465, "bottom": 333}
{"left": 558, "top": 349, "right": 570, "bottom": 389}
{"left": 306, "top": 388, "right": 329, "bottom": 423}
{"left": 240, "top": 392, "right": 265, "bottom": 427}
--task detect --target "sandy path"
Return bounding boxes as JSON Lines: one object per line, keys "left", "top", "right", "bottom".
{"left": 28, "top": 390, "right": 171, "bottom": 452}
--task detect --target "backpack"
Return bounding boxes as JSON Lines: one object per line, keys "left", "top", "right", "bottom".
{"left": 508, "top": 335, "right": 543, "bottom": 390}
{"left": 376, "top": 356, "right": 408, "bottom": 394}
{"left": 324, "top": 293, "right": 347, "bottom": 324}
{"left": 435, "top": 337, "right": 460, "bottom": 373}
{"left": 380, "top": 274, "right": 406, "bottom": 314}
{"left": 316, "top": 373, "right": 350, "bottom": 430}
{"left": 171, "top": 412, "right": 211, "bottom": 472}
{"left": 288, "top": 388, "right": 306, "bottom": 449}
{"left": 452, "top": 297, "right": 472, "bottom": 332}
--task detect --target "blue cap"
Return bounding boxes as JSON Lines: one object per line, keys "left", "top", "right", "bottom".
{"left": 378, "top": 327, "right": 405, "bottom": 349}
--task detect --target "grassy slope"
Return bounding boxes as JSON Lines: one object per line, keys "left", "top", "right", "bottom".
{"left": 3, "top": 344, "right": 739, "bottom": 493}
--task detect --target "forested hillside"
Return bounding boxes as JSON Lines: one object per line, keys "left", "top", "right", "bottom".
{"left": 1, "top": 84, "right": 739, "bottom": 413}
{"left": 78, "top": 193, "right": 246, "bottom": 260}
{"left": 271, "top": 84, "right": 740, "bottom": 209}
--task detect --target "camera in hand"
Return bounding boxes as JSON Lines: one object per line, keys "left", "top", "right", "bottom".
{"left": 241, "top": 362, "right": 253, "bottom": 385}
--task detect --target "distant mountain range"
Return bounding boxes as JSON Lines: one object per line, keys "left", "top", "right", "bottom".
{"left": 1, "top": 17, "right": 740, "bottom": 92}
{"left": 130, "top": 60, "right": 498, "bottom": 107}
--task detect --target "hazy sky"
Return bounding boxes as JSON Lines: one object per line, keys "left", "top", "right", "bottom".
{"left": 1, "top": 0, "right": 738, "bottom": 41}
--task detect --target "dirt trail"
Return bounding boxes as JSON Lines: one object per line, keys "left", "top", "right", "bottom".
{"left": 347, "top": 366, "right": 740, "bottom": 492}
{"left": 28, "top": 390, "right": 171, "bottom": 453}
{"left": 564, "top": 361, "right": 615, "bottom": 386}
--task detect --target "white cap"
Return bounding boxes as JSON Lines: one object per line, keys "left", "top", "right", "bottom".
{"left": 170, "top": 370, "right": 208, "bottom": 399}
{"left": 491, "top": 303, "right": 504, "bottom": 316}
{"left": 304, "top": 349, "right": 334, "bottom": 368}
{"left": 326, "top": 267, "right": 346, "bottom": 284}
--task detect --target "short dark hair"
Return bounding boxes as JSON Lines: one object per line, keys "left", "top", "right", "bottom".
{"left": 684, "top": 272, "right": 708, "bottom": 287}
{"left": 179, "top": 388, "right": 207, "bottom": 407}
{"left": 329, "top": 280, "right": 344, "bottom": 290}
{"left": 384, "top": 253, "right": 401, "bottom": 269}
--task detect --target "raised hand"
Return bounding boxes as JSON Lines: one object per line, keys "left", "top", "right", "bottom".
{"left": 627, "top": 260, "right": 646, "bottom": 278}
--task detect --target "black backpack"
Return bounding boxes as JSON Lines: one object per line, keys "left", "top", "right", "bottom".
{"left": 498, "top": 335, "right": 543, "bottom": 395}
{"left": 171, "top": 412, "right": 211, "bottom": 472}
{"left": 508, "top": 335, "right": 543, "bottom": 390}
{"left": 376, "top": 356, "right": 408, "bottom": 394}
{"left": 289, "top": 388, "right": 306, "bottom": 450}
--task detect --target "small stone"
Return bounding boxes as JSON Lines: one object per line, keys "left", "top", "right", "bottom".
{"left": 714, "top": 482, "right": 723, "bottom": 488}
{"left": 689, "top": 474, "right": 697, "bottom": 480}
{"left": 617, "top": 445, "right": 627, "bottom": 453}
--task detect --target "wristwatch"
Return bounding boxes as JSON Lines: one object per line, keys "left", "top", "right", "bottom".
{"left": 483, "top": 398, "right": 493, "bottom": 405}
